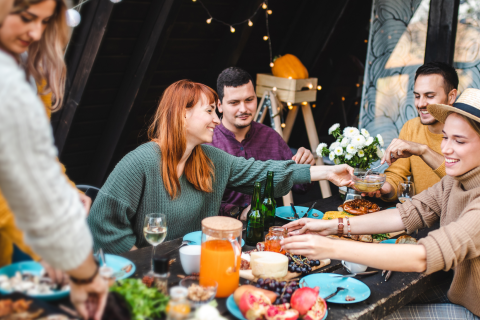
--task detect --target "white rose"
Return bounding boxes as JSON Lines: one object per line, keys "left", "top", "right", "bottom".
{"left": 345, "top": 153, "right": 353, "bottom": 160}
{"left": 376, "top": 146, "right": 384, "bottom": 158}
{"left": 316, "top": 143, "right": 327, "bottom": 156}
{"left": 365, "top": 136, "right": 374, "bottom": 146}
{"left": 361, "top": 128, "right": 370, "bottom": 138}
{"left": 377, "top": 134, "right": 384, "bottom": 147}
{"left": 329, "top": 151, "right": 335, "bottom": 161}
{"left": 351, "top": 135, "right": 366, "bottom": 148}
{"left": 329, "top": 141, "right": 340, "bottom": 151}
{"left": 358, "top": 149, "right": 365, "bottom": 157}
{"left": 343, "top": 127, "right": 360, "bottom": 138}
{"left": 340, "top": 137, "right": 350, "bottom": 147}
{"left": 346, "top": 144, "right": 357, "bottom": 154}
{"left": 334, "top": 146, "right": 344, "bottom": 156}
{"left": 328, "top": 123, "right": 340, "bottom": 135}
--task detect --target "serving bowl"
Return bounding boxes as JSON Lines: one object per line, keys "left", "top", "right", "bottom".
{"left": 352, "top": 168, "right": 386, "bottom": 193}
{"left": 179, "top": 278, "right": 217, "bottom": 307}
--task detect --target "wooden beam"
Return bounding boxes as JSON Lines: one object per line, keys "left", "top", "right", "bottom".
{"left": 424, "top": 0, "right": 460, "bottom": 65}
{"left": 87, "top": 0, "right": 180, "bottom": 186}
{"left": 52, "top": 0, "right": 114, "bottom": 155}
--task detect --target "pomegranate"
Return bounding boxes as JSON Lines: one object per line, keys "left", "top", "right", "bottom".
{"left": 304, "top": 297, "right": 327, "bottom": 320}
{"left": 290, "top": 286, "right": 320, "bottom": 316}
{"left": 238, "top": 290, "right": 271, "bottom": 320}
{"left": 265, "top": 304, "right": 299, "bottom": 320}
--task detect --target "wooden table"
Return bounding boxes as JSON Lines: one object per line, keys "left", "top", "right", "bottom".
{"left": 121, "top": 193, "right": 449, "bottom": 320}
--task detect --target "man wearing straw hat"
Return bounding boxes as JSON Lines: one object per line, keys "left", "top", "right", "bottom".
{"left": 364, "top": 62, "right": 459, "bottom": 201}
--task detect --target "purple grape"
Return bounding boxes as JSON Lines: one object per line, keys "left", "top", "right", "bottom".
{"left": 258, "top": 278, "right": 264, "bottom": 286}
{"left": 281, "top": 298, "right": 288, "bottom": 304}
{"left": 280, "top": 281, "right": 287, "bottom": 287}
{"left": 290, "top": 281, "right": 297, "bottom": 287}
{"left": 269, "top": 282, "right": 276, "bottom": 290}
{"left": 284, "top": 293, "right": 291, "bottom": 299}
{"left": 285, "top": 287, "right": 293, "bottom": 294}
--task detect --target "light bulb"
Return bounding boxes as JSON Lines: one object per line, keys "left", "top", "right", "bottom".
{"left": 206, "top": 18, "right": 212, "bottom": 24}
{"left": 356, "top": 83, "right": 360, "bottom": 87}
{"left": 281, "top": 123, "right": 286, "bottom": 128}
{"left": 302, "top": 101, "right": 307, "bottom": 106}
{"left": 262, "top": 2, "right": 267, "bottom": 9}
{"left": 364, "top": 39, "right": 368, "bottom": 43}
{"left": 288, "top": 76, "right": 292, "bottom": 79}
{"left": 312, "top": 104, "right": 316, "bottom": 108}
{"left": 308, "top": 84, "right": 313, "bottom": 89}
{"left": 66, "top": 9, "right": 81, "bottom": 27}
{"left": 270, "top": 62, "right": 274, "bottom": 67}
{"left": 317, "top": 85, "right": 322, "bottom": 90}
{"left": 192, "top": 0, "right": 196, "bottom": 2}
{"left": 110, "top": 0, "right": 122, "bottom": 2}
{"left": 273, "top": 87, "right": 277, "bottom": 91}
{"left": 263, "top": 35, "right": 268, "bottom": 41}
{"left": 248, "top": 20, "right": 253, "bottom": 26}
{"left": 230, "top": 26, "right": 235, "bottom": 33}
{"left": 342, "top": 97, "right": 345, "bottom": 101}
{"left": 267, "top": 9, "right": 272, "bottom": 14}
{"left": 287, "top": 102, "right": 292, "bottom": 106}
{"left": 288, "top": 105, "right": 293, "bottom": 110}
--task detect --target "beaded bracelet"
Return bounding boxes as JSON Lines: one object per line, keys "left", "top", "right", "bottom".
{"left": 345, "top": 217, "right": 351, "bottom": 237}
{"left": 337, "top": 218, "right": 344, "bottom": 237}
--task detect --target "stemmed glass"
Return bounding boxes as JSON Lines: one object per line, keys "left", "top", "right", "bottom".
{"left": 398, "top": 181, "right": 415, "bottom": 203}
{"left": 143, "top": 213, "right": 167, "bottom": 274}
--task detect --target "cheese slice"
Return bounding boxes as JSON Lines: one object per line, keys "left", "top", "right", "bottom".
{"left": 250, "top": 251, "right": 288, "bottom": 279}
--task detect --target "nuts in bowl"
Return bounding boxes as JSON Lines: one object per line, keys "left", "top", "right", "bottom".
{"left": 352, "top": 169, "right": 386, "bottom": 193}
{"left": 179, "top": 278, "right": 217, "bottom": 306}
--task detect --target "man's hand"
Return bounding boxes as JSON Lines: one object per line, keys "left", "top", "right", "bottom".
{"left": 292, "top": 147, "right": 316, "bottom": 166}
{"left": 79, "top": 193, "right": 92, "bottom": 216}
{"left": 361, "top": 181, "right": 394, "bottom": 199}
{"left": 381, "top": 139, "right": 426, "bottom": 165}
{"left": 326, "top": 164, "right": 354, "bottom": 187}
{"left": 240, "top": 205, "right": 251, "bottom": 221}
{"left": 70, "top": 274, "right": 108, "bottom": 320}
{"left": 39, "top": 260, "right": 68, "bottom": 286}
{"left": 281, "top": 234, "right": 333, "bottom": 261}
{"left": 283, "top": 218, "right": 334, "bottom": 236}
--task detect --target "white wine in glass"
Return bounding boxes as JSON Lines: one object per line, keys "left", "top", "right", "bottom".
{"left": 144, "top": 213, "right": 167, "bottom": 274}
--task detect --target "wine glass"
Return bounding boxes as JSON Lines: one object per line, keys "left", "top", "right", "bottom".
{"left": 398, "top": 181, "right": 415, "bottom": 203}
{"left": 143, "top": 213, "right": 167, "bottom": 274}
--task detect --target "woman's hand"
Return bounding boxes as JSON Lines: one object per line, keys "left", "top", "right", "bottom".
{"left": 70, "top": 273, "right": 109, "bottom": 320}
{"left": 39, "top": 260, "right": 69, "bottom": 286}
{"left": 283, "top": 218, "right": 335, "bottom": 236}
{"left": 327, "top": 164, "right": 354, "bottom": 187}
{"left": 281, "top": 234, "right": 333, "bottom": 261}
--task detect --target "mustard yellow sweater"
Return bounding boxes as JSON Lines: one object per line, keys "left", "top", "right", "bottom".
{"left": 0, "top": 85, "right": 77, "bottom": 266}
{"left": 382, "top": 117, "right": 446, "bottom": 202}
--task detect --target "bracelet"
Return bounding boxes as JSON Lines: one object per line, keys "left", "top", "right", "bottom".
{"left": 345, "top": 217, "right": 351, "bottom": 237}
{"left": 337, "top": 218, "right": 344, "bottom": 237}
{"left": 70, "top": 259, "right": 99, "bottom": 285}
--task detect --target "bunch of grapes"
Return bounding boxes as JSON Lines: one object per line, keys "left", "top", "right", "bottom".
{"left": 254, "top": 278, "right": 300, "bottom": 305}
{"left": 286, "top": 253, "right": 320, "bottom": 275}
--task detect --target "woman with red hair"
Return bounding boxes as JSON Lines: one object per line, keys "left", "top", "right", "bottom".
{"left": 87, "top": 80, "right": 354, "bottom": 254}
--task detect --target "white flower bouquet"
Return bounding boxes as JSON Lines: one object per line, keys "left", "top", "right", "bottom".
{"left": 317, "top": 124, "right": 385, "bottom": 169}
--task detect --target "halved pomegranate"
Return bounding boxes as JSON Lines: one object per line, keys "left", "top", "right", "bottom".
{"left": 290, "top": 286, "right": 320, "bottom": 316}
{"left": 304, "top": 297, "right": 327, "bottom": 320}
{"left": 265, "top": 304, "right": 299, "bottom": 320}
{"left": 238, "top": 290, "right": 271, "bottom": 320}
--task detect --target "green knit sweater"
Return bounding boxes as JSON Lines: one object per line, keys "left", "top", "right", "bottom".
{"left": 87, "top": 142, "right": 311, "bottom": 254}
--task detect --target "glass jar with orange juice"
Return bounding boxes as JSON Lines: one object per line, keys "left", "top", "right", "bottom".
{"left": 199, "top": 217, "right": 242, "bottom": 298}
{"left": 265, "top": 226, "right": 288, "bottom": 254}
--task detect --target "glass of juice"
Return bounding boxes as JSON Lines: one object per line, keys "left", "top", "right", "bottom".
{"left": 199, "top": 216, "right": 242, "bottom": 298}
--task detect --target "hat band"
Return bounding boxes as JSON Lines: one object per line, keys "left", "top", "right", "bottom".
{"left": 452, "top": 102, "right": 480, "bottom": 119}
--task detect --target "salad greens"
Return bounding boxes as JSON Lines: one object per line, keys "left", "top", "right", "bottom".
{"left": 110, "top": 279, "right": 169, "bottom": 320}
{"left": 372, "top": 233, "right": 390, "bottom": 241}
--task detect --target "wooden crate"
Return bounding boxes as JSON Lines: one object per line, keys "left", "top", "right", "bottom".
{"left": 256, "top": 73, "right": 317, "bottom": 103}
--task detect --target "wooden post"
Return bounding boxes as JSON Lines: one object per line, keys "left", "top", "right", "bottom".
{"left": 255, "top": 91, "right": 268, "bottom": 123}
{"left": 269, "top": 91, "right": 285, "bottom": 138}
{"left": 302, "top": 103, "right": 332, "bottom": 198}
{"left": 282, "top": 105, "right": 299, "bottom": 143}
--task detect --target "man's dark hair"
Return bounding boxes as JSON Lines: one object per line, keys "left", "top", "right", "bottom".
{"left": 415, "top": 62, "right": 459, "bottom": 94}
{"left": 217, "top": 67, "right": 254, "bottom": 102}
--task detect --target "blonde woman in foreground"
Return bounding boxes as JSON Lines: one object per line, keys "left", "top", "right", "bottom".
{"left": 282, "top": 88, "right": 480, "bottom": 319}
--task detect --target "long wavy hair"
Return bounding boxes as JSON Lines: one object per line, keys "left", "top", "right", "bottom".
{"left": 148, "top": 80, "right": 217, "bottom": 199}
{"left": 11, "top": 0, "right": 70, "bottom": 111}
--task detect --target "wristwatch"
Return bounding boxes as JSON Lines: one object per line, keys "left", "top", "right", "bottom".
{"left": 69, "top": 257, "right": 100, "bottom": 285}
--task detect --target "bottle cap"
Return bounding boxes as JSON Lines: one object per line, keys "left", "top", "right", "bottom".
{"left": 153, "top": 255, "right": 169, "bottom": 274}
{"left": 169, "top": 286, "right": 188, "bottom": 299}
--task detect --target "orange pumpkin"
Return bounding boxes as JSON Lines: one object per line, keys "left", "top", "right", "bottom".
{"left": 271, "top": 54, "right": 309, "bottom": 79}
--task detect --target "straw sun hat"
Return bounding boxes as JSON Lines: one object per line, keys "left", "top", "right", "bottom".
{"left": 427, "top": 88, "right": 480, "bottom": 124}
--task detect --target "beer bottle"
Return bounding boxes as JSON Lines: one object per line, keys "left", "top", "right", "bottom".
{"left": 246, "top": 182, "right": 264, "bottom": 246}
{"left": 262, "top": 171, "right": 276, "bottom": 231}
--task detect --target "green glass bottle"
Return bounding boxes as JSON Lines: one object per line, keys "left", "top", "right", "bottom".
{"left": 246, "top": 181, "right": 264, "bottom": 246}
{"left": 262, "top": 171, "right": 277, "bottom": 231}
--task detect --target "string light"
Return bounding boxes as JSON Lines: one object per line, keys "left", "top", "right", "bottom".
{"left": 248, "top": 20, "right": 253, "bottom": 26}
{"left": 287, "top": 102, "right": 292, "bottom": 106}
{"left": 267, "top": 10, "right": 272, "bottom": 14}
{"left": 263, "top": 36, "right": 269, "bottom": 41}
{"left": 288, "top": 77, "right": 292, "bottom": 79}
{"left": 308, "top": 84, "right": 313, "bottom": 89}
{"left": 302, "top": 101, "right": 308, "bottom": 106}
{"left": 281, "top": 123, "right": 286, "bottom": 128}
{"left": 288, "top": 105, "right": 293, "bottom": 110}
{"left": 356, "top": 83, "right": 360, "bottom": 87}
{"left": 342, "top": 97, "right": 345, "bottom": 101}
{"left": 206, "top": 18, "right": 212, "bottom": 24}
{"left": 262, "top": 2, "right": 267, "bottom": 9}
{"left": 192, "top": 0, "right": 196, "bottom": 2}
{"left": 66, "top": 9, "right": 81, "bottom": 27}
{"left": 317, "top": 85, "right": 322, "bottom": 90}
{"left": 312, "top": 104, "right": 316, "bottom": 108}
{"left": 270, "top": 62, "right": 274, "bottom": 67}
{"left": 273, "top": 87, "right": 277, "bottom": 91}
{"left": 230, "top": 26, "right": 235, "bottom": 33}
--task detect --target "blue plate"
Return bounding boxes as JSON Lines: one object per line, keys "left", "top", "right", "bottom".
{"left": 276, "top": 206, "right": 324, "bottom": 221}
{"left": 387, "top": 207, "right": 396, "bottom": 210}
{"left": 183, "top": 231, "right": 245, "bottom": 247}
{"left": 380, "top": 239, "right": 397, "bottom": 244}
{"left": 105, "top": 254, "right": 136, "bottom": 280}
{"left": 226, "top": 295, "right": 327, "bottom": 320}
{"left": 302, "top": 273, "right": 371, "bottom": 304}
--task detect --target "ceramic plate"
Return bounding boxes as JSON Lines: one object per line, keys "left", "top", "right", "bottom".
{"left": 380, "top": 239, "right": 397, "bottom": 244}
{"left": 226, "top": 295, "right": 328, "bottom": 320}
{"left": 183, "top": 231, "right": 245, "bottom": 247}
{"left": 105, "top": 254, "right": 136, "bottom": 280}
{"left": 302, "top": 273, "right": 371, "bottom": 304}
{"left": 275, "top": 206, "right": 324, "bottom": 221}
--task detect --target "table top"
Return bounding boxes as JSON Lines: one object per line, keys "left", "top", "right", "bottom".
{"left": 121, "top": 193, "right": 447, "bottom": 320}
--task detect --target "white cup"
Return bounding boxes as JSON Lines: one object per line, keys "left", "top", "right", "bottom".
{"left": 342, "top": 260, "right": 368, "bottom": 273}
{"left": 179, "top": 245, "right": 201, "bottom": 275}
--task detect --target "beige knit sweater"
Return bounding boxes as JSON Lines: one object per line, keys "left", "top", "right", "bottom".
{"left": 398, "top": 165, "right": 480, "bottom": 315}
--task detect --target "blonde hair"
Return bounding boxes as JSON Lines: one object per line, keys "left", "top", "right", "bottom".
{"left": 12, "top": 0, "right": 70, "bottom": 111}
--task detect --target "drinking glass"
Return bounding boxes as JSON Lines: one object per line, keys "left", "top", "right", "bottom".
{"left": 143, "top": 213, "right": 167, "bottom": 274}
{"left": 398, "top": 181, "right": 415, "bottom": 203}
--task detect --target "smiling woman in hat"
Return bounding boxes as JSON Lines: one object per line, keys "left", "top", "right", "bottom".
{"left": 281, "top": 88, "right": 480, "bottom": 319}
